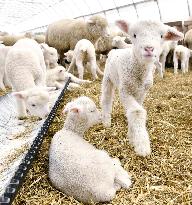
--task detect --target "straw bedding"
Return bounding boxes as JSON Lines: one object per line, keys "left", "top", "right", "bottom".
{"left": 11, "top": 69, "right": 192, "bottom": 205}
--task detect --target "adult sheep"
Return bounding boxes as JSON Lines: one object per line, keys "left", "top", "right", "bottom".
{"left": 45, "top": 15, "right": 110, "bottom": 63}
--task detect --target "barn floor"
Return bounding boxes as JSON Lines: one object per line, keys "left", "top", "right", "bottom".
{"left": 13, "top": 69, "right": 192, "bottom": 205}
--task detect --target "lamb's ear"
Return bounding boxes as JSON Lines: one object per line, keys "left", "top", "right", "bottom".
{"left": 12, "top": 91, "right": 28, "bottom": 99}
{"left": 115, "top": 20, "right": 130, "bottom": 33}
{"left": 164, "top": 26, "right": 184, "bottom": 41}
{"left": 40, "top": 43, "right": 48, "bottom": 51}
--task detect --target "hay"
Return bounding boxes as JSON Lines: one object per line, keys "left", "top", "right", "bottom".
{"left": 13, "top": 69, "right": 192, "bottom": 205}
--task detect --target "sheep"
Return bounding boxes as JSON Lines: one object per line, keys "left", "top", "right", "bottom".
{"left": 0, "top": 46, "right": 11, "bottom": 90}
{"left": 159, "top": 40, "right": 178, "bottom": 72}
{"left": 94, "top": 35, "right": 113, "bottom": 55}
{"left": 66, "top": 39, "right": 103, "bottom": 80}
{"left": 112, "top": 36, "right": 132, "bottom": 49}
{"left": 40, "top": 43, "right": 58, "bottom": 69}
{"left": 184, "top": 29, "right": 192, "bottom": 70}
{"left": 101, "top": 20, "right": 184, "bottom": 157}
{"left": 49, "top": 96, "right": 131, "bottom": 203}
{"left": 45, "top": 15, "right": 109, "bottom": 63}
{"left": 173, "top": 45, "right": 192, "bottom": 74}
{"left": 5, "top": 38, "right": 54, "bottom": 119}
{"left": 0, "top": 34, "right": 31, "bottom": 46}
{"left": 46, "top": 65, "right": 91, "bottom": 89}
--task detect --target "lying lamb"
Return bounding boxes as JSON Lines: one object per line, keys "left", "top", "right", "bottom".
{"left": 101, "top": 20, "right": 183, "bottom": 156}
{"left": 5, "top": 38, "right": 55, "bottom": 119}
{"left": 173, "top": 45, "right": 192, "bottom": 74}
{"left": 40, "top": 43, "right": 58, "bottom": 69}
{"left": 112, "top": 36, "right": 132, "bottom": 49}
{"left": 49, "top": 96, "right": 131, "bottom": 203}
{"left": 65, "top": 39, "right": 103, "bottom": 80}
{"left": 46, "top": 65, "right": 91, "bottom": 90}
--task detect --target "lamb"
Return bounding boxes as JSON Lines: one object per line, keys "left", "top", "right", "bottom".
{"left": 0, "top": 46, "right": 11, "bottom": 90}
{"left": 101, "top": 20, "right": 183, "bottom": 157}
{"left": 40, "top": 43, "right": 58, "bottom": 69}
{"left": 5, "top": 38, "right": 54, "bottom": 119}
{"left": 49, "top": 96, "right": 131, "bottom": 203}
{"left": 173, "top": 45, "right": 192, "bottom": 74}
{"left": 159, "top": 40, "right": 178, "bottom": 72}
{"left": 46, "top": 65, "right": 91, "bottom": 89}
{"left": 45, "top": 15, "right": 109, "bottom": 63}
{"left": 66, "top": 39, "right": 103, "bottom": 80}
{"left": 112, "top": 36, "right": 132, "bottom": 49}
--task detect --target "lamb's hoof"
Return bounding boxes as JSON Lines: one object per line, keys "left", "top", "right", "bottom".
{"left": 128, "top": 130, "right": 151, "bottom": 157}
{"left": 134, "top": 140, "right": 151, "bottom": 157}
{"left": 122, "top": 174, "right": 132, "bottom": 189}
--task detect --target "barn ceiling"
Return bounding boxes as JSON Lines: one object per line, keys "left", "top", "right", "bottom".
{"left": 0, "top": 0, "right": 191, "bottom": 33}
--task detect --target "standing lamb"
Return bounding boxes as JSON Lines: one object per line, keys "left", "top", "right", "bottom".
{"left": 0, "top": 46, "right": 11, "bottom": 90}
{"left": 66, "top": 39, "right": 103, "bottom": 80}
{"left": 159, "top": 40, "right": 178, "bottom": 72}
{"left": 45, "top": 15, "right": 109, "bottom": 63}
{"left": 101, "top": 20, "right": 183, "bottom": 156}
{"left": 5, "top": 38, "right": 54, "bottom": 119}
{"left": 46, "top": 65, "right": 91, "bottom": 89}
{"left": 173, "top": 45, "right": 192, "bottom": 74}
{"left": 49, "top": 96, "right": 131, "bottom": 203}
{"left": 40, "top": 43, "right": 58, "bottom": 69}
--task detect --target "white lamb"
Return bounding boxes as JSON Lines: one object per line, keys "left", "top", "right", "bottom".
{"left": 0, "top": 46, "right": 11, "bottom": 90}
{"left": 173, "top": 45, "right": 192, "bottom": 74}
{"left": 49, "top": 96, "right": 131, "bottom": 203}
{"left": 112, "top": 36, "right": 132, "bottom": 49}
{"left": 40, "top": 43, "right": 58, "bottom": 69}
{"left": 66, "top": 39, "right": 103, "bottom": 80}
{"left": 101, "top": 20, "right": 183, "bottom": 157}
{"left": 5, "top": 38, "right": 55, "bottom": 119}
{"left": 46, "top": 65, "right": 91, "bottom": 89}
{"left": 160, "top": 40, "right": 178, "bottom": 72}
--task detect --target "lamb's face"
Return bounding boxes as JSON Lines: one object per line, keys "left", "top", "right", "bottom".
{"left": 64, "top": 50, "right": 74, "bottom": 63}
{"left": 116, "top": 20, "right": 184, "bottom": 64}
{"left": 129, "top": 22, "right": 167, "bottom": 63}
{"left": 13, "top": 88, "right": 52, "bottom": 118}
{"left": 64, "top": 96, "right": 102, "bottom": 128}
{"left": 46, "top": 47, "right": 58, "bottom": 65}
{"left": 56, "top": 66, "right": 66, "bottom": 81}
{"left": 25, "top": 90, "right": 50, "bottom": 118}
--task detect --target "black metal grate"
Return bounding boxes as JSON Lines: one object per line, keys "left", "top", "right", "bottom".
{"left": 0, "top": 77, "right": 71, "bottom": 205}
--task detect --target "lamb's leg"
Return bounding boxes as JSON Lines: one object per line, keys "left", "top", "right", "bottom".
{"left": 113, "top": 158, "right": 132, "bottom": 189}
{"left": 66, "top": 73, "right": 91, "bottom": 84}
{"left": 76, "top": 59, "right": 84, "bottom": 80}
{"left": 181, "top": 59, "right": 186, "bottom": 74}
{"left": 16, "top": 98, "right": 27, "bottom": 119}
{"left": 67, "top": 57, "right": 76, "bottom": 73}
{"left": 173, "top": 53, "right": 178, "bottom": 75}
{"left": 160, "top": 53, "right": 166, "bottom": 73}
{"left": 89, "top": 59, "right": 98, "bottom": 80}
{"left": 119, "top": 90, "right": 151, "bottom": 156}
{"left": 0, "top": 74, "right": 5, "bottom": 90}
{"left": 101, "top": 77, "right": 114, "bottom": 127}
{"left": 185, "top": 58, "right": 189, "bottom": 73}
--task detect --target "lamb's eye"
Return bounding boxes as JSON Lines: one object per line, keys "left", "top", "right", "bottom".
{"left": 161, "top": 34, "right": 163, "bottom": 38}
{"left": 31, "top": 104, "right": 36, "bottom": 107}
{"left": 134, "top": 34, "right": 136, "bottom": 38}
{"left": 90, "top": 110, "right": 94, "bottom": 113}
